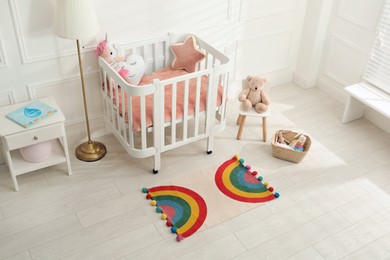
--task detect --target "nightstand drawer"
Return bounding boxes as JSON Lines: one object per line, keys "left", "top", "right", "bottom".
{"left": 4, "top": 124, "right": 63, "bottom": 150}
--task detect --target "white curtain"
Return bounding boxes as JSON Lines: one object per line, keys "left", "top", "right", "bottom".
{"left": 364, "top": 0, "right": 390, "bottom": 94}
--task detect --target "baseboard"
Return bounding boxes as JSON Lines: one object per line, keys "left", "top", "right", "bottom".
{"left": 266, "top": 70, "right": 295, "bottom": 87}
{"left": 65, "top": 114, "right": 110, "bottom": 145}
{"left": 293, "top": 73, "right": 317, "bottom": 89}
{"left": 317, "top": 77, "right": 347, "bottom": 104}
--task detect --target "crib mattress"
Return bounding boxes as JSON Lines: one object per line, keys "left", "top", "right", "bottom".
{"left": 112, "top": 67, "right": 223, "bottom": 132}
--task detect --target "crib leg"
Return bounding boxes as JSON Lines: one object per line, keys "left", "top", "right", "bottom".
{"left": 207, "top": 135, "right": 214, "bottom": 154}
{"left": 153, "top": 152, "right": 161, "bottom": 174}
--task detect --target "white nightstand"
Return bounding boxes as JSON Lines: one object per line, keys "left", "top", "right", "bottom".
{"left": 0, "top": 97, "right": 72, "bottom": 191}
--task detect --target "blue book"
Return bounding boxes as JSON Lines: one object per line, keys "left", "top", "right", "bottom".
{"left": 6, "top": 100, "right": 58, "bottom": 128}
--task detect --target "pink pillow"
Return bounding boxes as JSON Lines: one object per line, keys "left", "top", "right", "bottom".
{"left": 171, "top": 35, "right": 206, "bottom": 73}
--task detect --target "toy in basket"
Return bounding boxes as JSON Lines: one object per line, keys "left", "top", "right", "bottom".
{"left": 271, "top": 130, "right": 311, "bottom": 163}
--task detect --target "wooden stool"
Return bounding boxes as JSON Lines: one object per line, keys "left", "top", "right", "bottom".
{"left": 236, "top": 106, "right": 270, "bottom": 142}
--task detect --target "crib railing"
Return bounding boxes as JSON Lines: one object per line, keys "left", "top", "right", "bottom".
{"left": 119, "top": 35, "right": 170, "bottom": 74}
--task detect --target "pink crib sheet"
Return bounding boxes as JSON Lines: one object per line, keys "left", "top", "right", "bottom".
{"left": 112, "top": 67, "right": 223, "bottom": 132}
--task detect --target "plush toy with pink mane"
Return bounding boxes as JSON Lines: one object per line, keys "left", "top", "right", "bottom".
{"left": 95, "top": 34, "right": 125, "bottom": 64}
{"left": 96, "top": 34, "right": 145, "bottom": 85}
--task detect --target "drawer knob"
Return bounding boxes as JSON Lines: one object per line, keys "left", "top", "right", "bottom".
{"left": 33, "top": 136, "right": 38, "bottom": 140}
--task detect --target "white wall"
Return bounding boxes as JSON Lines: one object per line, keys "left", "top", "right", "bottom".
{"left": 0, "top": 0, "right": 308, "bottom": 140}
{"left": 316, "top": 0, "right": 390, "bottom": 132}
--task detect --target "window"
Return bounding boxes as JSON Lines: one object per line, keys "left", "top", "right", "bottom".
{"left": 364, "top": 0, "right": 390, "bottom": 94}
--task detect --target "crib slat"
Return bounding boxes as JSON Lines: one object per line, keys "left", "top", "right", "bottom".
{"left": 205, "top": 73, "right": 214, "bottom": 136}
{"left": 221, "top": 73, "right": 229, "bottom": 120}
{"left": 106, "top": 77, "right": 111, "bottom": 124}
{"left": 154, "top": 43, "right": 158, "bottom": 72}
{"left": 102, "top": 71, "right": 108, "bottom": 121}
{"left": 171, "top": 83, "right": 177, "bottom": 144}
{"left": 140, "top": 96, "right": 147, "bottom": 150}
{"left": 157, "top": 80, "right": 164, "bottom": 150}
{"left": 164, "top": 41, "right": 169, "bottom": 68}
{"left": 121, "top": 86, "right": 126, "bottom": 143}
{"left": 115, "top": 84, "right": 120, "bottom": 132}
{"left": 110, "top": 79, "right": 115, "bottom": 127}
{"left": 128, "top": 96, "right": 134, "bottom": 148}
{"left": 183, "top": 79, "right": 189, "bottom": 141}
{"left": 152, "top": 79, "right": 163, "bottom": 171}
{"left": 202, "top": 55, "right": 207, "bottom": 70}
{"left": 143, "top": 45, "right": 151, "bottom": 75}
{"left": 194, "top": 76, "right": 201, "bottom": 136}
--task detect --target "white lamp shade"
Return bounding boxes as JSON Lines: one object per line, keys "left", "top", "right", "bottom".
{"left": 54, "top": 0, "right": 99, "bottom": 40}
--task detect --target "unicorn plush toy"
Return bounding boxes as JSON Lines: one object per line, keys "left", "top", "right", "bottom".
{"left": 96, "top": 34, "right": 145, "bottom": 85}
{"left": 95, "top": 34, "right": 125, "bottom": 64}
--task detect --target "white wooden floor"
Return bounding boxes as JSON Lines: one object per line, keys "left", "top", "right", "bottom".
{"left": 1, "top": 83, "right": 390, "bottom": 260}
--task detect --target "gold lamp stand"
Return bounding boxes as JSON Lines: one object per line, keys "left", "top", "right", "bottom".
{"left": 75, "top": 39, "right": 106, "bottom": 162}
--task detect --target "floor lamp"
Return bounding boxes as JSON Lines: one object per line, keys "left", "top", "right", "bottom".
{"left": 54, "top": 0, "right": 106, "bottom": 162}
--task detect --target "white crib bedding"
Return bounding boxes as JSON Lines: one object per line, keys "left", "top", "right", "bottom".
{"left": 111, "top": 67, "right": 223, "bottom": 132}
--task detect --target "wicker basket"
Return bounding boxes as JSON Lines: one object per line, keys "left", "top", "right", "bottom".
{"left": 271, "top": 130, "right": 311, "bottom": 163}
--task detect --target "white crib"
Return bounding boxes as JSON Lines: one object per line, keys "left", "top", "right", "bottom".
{"left": 98, "top": 33, "right": 231, "bottom": 173}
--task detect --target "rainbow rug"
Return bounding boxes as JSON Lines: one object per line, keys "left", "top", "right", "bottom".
{"left": 142, "top": 155, "right": 279, "bottom": 242}
{"left": 142, "top": 185, "right": 207, "bottom": 242}
{"left": 215, "top": 155, "right": 279, "bottom": 203}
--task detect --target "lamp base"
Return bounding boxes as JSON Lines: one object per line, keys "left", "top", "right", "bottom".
{"left": 75, "top": 141, "right": 106, "bottom": 162}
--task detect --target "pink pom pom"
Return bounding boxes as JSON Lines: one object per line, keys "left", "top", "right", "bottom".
{"left": 176, "top": 234, "right": 184, "bottom": 242}
{"left": 245, "top": 165, "right": 251, "bottom": 170}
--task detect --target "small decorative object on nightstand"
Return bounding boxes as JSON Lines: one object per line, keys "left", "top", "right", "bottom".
{"left": 0, "top": 97, "right": 72, "bottom": 191}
